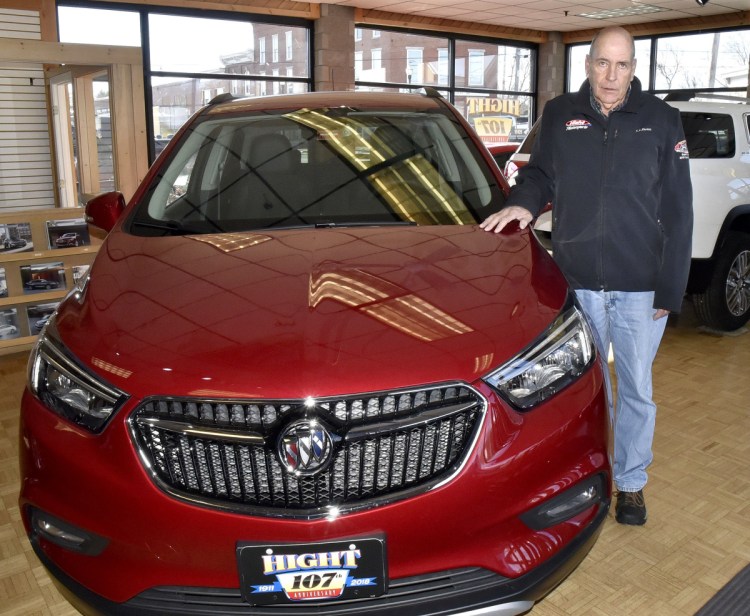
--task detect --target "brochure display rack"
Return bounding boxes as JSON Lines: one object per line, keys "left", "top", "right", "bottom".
{"left": 0, "top": 207, "right": 101, "bottom": 356}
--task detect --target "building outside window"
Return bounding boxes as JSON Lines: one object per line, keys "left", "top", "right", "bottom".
{"left": 438, "top": 48, "right": 449, "bottom": 86}
{"left": 355, "top": 51, "right": 363, "bottom": 81}
{"left": 286, "top": 31, "right": 293, "bottom": 61}
{"left": 244, "top": 69, "right": 253, "bottom": 95}
{"left": 468, "top": 50, "right": 485, "bottom": 87}
{"left": 272, "top": 34, "right": 279, "bottom": 63}
{"left": 355, "top": 27, "right": 536, "bottom": 144}
{"left": 405, "top": 48, "right": 424, "bottom": 89}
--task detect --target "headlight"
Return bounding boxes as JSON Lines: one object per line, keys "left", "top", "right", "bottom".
{"left": 28, "top": 324, "right": 129, "bottom": 432}
{"left": 483, "top": 302, "right": 596, "bottom": 409}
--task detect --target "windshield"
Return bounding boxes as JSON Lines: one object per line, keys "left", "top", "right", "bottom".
{"left": 130, "top": 105, "right": 506, "bottom": 235}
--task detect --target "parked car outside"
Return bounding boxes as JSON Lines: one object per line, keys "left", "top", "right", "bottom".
{"left": 20, "top": 90, "right": 611, "bottom": 616}
{"left": 485, "top": 142, "right": 520, "bottom": 176}
{"left": 54, "top": 232, "right": 82, "bottom": 248}
{"left": 0, "top": 322, "right": 18, "bottom": 339}
{"left": 24, "top": 278, "right": 59, "bottom": 291}
{"left": 504, "top": 119, "right": 540, "bottom": 185}
{"left": 517, "top": 99, "right": 750, "bottom": 331}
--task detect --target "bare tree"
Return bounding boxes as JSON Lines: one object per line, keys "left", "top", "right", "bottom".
{"left": 723, "top": 33, "right": 749, "bottom": 97}
{"left": 725, "top": 34, "right": 749, "bottom": 65}
{"left": 656, "top": 46, "right": 681, "bottom": 90}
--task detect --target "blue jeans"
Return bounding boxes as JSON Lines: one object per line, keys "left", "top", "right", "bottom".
{"left": 574, "top": 290, "right": 668, "bottom": 492}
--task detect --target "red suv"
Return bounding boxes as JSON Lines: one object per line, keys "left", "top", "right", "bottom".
{"left": 20, "top": 90, "right": 610, "bottom": 616}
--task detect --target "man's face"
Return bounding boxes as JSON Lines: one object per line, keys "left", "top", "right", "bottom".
{"left": 585, "top": 32, "right": 636, "bottom": 114}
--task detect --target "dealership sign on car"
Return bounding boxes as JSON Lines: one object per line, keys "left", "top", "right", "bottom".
{"left": 238, "top": 539, "right": 386, "bottom": 604}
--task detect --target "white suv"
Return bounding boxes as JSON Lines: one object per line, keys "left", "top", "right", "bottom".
{"left": 669, "top": 99, "right": 750, "bottom": 331}
{"left": 513, "top": 99, "right": 750, "bottom": 332}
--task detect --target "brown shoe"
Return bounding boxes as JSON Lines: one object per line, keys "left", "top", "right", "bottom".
{"left": 615, "top": 490, "right": 647, "bottom": 525}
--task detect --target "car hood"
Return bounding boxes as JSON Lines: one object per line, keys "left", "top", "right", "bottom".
{"left": 55, "top": 226, "right": 567, "bottom": 399}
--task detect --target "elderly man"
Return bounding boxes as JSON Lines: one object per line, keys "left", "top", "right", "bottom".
{"left": 481, "top": 26, "right": 693, "bottom": 525}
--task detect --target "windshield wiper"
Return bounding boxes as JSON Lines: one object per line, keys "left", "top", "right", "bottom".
{"left": 131, "top": 219, "right": 221, "bottom": 235}
{"left": 313, "top": 221, "right": 417, "bottom": 228}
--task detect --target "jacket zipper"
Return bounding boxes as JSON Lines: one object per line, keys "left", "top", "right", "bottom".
{"left": 598, "top": 126, "right": 609, "bottom": 290}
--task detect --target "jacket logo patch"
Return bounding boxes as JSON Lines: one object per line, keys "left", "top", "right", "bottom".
{"left": 565, "top": 119, "right": 591, "bottom": 131}
{"left": 675, "top": 139, "right": 689, "bottom": 160}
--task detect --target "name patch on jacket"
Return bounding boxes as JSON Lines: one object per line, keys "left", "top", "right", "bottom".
{"left": 565, "top": 119, "right": 591, "bottom": 131}
{"left": 674, "top": 139, "right": 689, "bottom": 160}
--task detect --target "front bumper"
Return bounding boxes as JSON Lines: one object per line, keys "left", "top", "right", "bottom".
{"left": 31, "top": 499, "right": 607, "bottom": 616}
{"left": 20, "top": 360, "right": 611, "bottom": 615}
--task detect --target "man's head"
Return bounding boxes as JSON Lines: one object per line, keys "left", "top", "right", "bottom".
{"left": 586, "top": 27, "right": 636, "bottom": 115}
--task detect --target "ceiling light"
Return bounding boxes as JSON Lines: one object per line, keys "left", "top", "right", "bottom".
{"left": 578, "top": 3, "right": 668, "bottom": 19}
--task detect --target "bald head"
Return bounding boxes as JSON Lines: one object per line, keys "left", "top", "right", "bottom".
{"left": 590, "top": 27, "right": 635, "bottom": 62}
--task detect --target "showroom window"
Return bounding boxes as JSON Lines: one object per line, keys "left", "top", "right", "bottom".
{"left": 57, "top": 2, "right": 312, "bottom": 162}
{"left": 566, "top": 27, "right": 750, "bottom": 98}
{"left": 57, "top": 5, "right": 140, "bottom": 46}
{"left": 355, "top": 27, "right": 536, "bottom": 144}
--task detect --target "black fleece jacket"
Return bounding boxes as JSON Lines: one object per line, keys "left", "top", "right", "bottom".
{"left": 510, "top": 78, "right": 693, "bottom": 313}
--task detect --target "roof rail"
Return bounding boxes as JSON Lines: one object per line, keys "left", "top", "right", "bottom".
{"left": 664, "top": 92, "right": 694, "bottom": 101}
{"left": 422, "top": 87, "right": 444, "bottom": 100}
{"left": 697, "top": 93, "right": 750, "bottom": 103}
{"left": 207, "top": 92, "right": 235, "bottom": 106}
{"left": 665, "top": 91, "right": 750, "bottom": 104}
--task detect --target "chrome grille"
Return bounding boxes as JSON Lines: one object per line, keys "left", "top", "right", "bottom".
{"left": 131, "top": 384, "right": 484, "bottom": 517}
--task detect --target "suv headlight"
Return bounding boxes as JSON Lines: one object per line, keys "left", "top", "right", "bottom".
{"left": 28, "top": 323, "right": 129, "bottom": 432}
{"left": 483, "top": 302, "right": 596, "bottom": 409}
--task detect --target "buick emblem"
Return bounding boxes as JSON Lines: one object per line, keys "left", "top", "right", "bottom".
{"left": 278, "top": 419, "right": 333, "bottom": 476}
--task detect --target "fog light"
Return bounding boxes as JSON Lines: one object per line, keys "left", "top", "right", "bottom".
{"left": 30, "top": 508, "right": 108, "bottom": 556}
{"left": 520, "top": 474, "right": 607, "bottom": 530}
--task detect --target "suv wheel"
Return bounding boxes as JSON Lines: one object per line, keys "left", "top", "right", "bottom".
{"left": 693, "top": 232, "right": 750, "bottom": 331}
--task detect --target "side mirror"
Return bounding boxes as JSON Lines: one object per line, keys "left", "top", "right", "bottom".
{"left": 85, "top": 192, "right": 126, "bottom": 232}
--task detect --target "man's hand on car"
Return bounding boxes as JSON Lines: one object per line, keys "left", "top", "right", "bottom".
{"left": 480, "top": 206, "right": 534, "bottom": 233}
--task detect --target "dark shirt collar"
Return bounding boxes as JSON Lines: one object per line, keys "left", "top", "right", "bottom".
{"left": 578, "top": 77, "right": 642, "bottom": 116}
{"left": 589, "top": 84, "right": 631, "bottom": 117}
